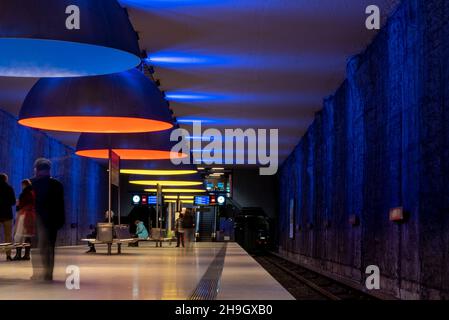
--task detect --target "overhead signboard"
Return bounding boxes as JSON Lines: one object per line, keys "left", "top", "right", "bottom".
{"left": 194, "top": 196, "right": 210, "bottom": 206}
{"left": 109, "top": 150, "right": 120, "bottom": 187}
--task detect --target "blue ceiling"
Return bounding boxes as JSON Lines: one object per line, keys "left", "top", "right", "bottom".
{"left": 0, "top": 0, "right": 400, "bottom": 165}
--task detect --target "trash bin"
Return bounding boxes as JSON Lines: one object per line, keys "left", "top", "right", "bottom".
{"left": 151, "top": 228, "right": 162, "bottom": 240}
{"left": 97, "top": 223, "right": 113, "bottom": 242}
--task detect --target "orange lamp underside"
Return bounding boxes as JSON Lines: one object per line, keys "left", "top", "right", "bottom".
{"left": 76, "top": 149, "right": 187, "bottom": 160}
{"left": 18, "top": 116, "right": 173, "bottom": 133}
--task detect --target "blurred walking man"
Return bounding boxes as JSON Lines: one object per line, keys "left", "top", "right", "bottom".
{"left": 182, "top": 208, "right": 195, "bottom": 250}
{"left": 31, "top": 158, "right": 65, "bottom": 281}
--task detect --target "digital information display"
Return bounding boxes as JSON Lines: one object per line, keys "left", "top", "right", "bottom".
{"left": 132, "top": 194, "right": 157, "bottom": 205}
{"left": 148, "top": 196, "right": 157, "bottom": 205}
{"left": 194, "top": 196, "right": 210, "bottom": 206}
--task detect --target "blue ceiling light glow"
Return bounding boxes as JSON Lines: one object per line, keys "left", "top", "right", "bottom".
{"left": 190, "top": 149, "right": 214, "bottom": 153}
{"left": 120, "top": 0, "right": 360, "bottom": 13}
{"left": 144, "top": 49, "right": 341, "bottom": 73}
{"left": 176, "top": 116, "right": 304, "bottom": 127}
{"left": 186, "top": 136, "right": 211, "bottom": 141}
{"left": 194, "top": 158, "right": 226, "bottom": 164}
{"left": 145, "top": 52, "right": 231, "bottom": 68}
{"left": 165, "top": 91, "right": 320, "bottom": 106}
{"left": 0, "top": 0, "right": 141, "bottom": 77}
{"left": 176, "top": 118, "right": 217, "bottom": 124}
{"left": 119, "top": 0, "right": 229, "bottom": 9}
{"left": 147, "top": 56, "right": 207, "bottom": 64}
{"left": 188, "top": 136, "right": 242, "bottom": 143}
{"left": 165, "top": 92, "right": 224, "bottom": 102}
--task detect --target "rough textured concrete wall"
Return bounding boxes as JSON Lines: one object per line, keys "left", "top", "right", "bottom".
{"left": 0, "top": 110, "right": 107, "bottom": 246}
{"left": 278, "top": 0, "right": 449, "bottom": 299}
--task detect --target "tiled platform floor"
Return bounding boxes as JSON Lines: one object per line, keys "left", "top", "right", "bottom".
{"left": 0, "top": 242, "right": 293, "bottom": 300}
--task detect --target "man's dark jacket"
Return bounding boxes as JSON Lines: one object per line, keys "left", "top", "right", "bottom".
{"left": 182, "top": 212, "right": 195, "bottom": 229}
{"left": 0, "top": 181, "right": 16, "bottom": 221}
{"left": 31, "top": 176, "right": 65, "bottom": 231}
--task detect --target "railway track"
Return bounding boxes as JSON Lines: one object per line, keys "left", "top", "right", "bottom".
{"left": 254, "top": 254, "right": 380, "bottom": 300}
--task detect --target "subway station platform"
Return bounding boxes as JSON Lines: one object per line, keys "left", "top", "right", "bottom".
{"left": 0, "top": 242, "right": 293, "bottom": 300}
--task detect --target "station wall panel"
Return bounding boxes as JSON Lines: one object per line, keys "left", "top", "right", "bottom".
{"left": 278, "top": 0, "right": 449, "bottom": 299}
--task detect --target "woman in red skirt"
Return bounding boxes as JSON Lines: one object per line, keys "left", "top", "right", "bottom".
{"left": 13, "top": 179, "right": 36, "bottom": 260}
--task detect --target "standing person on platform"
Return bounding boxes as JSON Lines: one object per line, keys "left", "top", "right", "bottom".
{"left": 31, "top": 158, "right": 65, "bottom": 281}
{"left": 175, "top": 213, "right": 185, "bottom": 248}
{"left": 182, "top": 208, "right": 195, "bottom": 249}
{"left": 0, "top": 173, "right": 16, "bottom": 261}
{"left": 13, "top": 179, "right": 36, "bottom": 261}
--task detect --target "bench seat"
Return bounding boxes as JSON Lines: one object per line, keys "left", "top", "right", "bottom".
{"left": 80, "top": 238, "right": 138, "bottom": 255}
{"left": 0, "top": 243, "right": 31, "bottom": 252}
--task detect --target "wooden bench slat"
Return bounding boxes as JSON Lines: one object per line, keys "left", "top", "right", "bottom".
{"left": 0, "top": 243, "right": 31, "bottom": 251}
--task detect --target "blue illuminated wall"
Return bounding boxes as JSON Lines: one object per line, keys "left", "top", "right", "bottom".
{"left": 0, "top": 110, "right": 107, "bottom": 246}
{"left": 278, "top": 0, "right": 449, "bottom": 299}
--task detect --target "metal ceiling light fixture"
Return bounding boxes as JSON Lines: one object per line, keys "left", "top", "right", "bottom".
{"left": 75, "top": 128, "right": 187, "bottom": 160}
{"left": 120, "top": 160, "right": 198, "bottom": 176}
{"left": 19, "top": 69, "right": 173, "bottom": 133}
{"left": 0, "top": 0, "right": 141, "bottom": 77}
